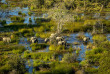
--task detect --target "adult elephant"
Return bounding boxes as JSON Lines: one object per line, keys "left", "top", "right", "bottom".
{"left": 56, "top": 37, "right": 64, "bottom": 42}
{"left": 30, "top": 37, "right": 38, "bottom": 43}
{"left": 83, "top": 37, "right": 90, "bottom": 42}
{"left": 44, "top": 38, "right": 49, "bottom": 43}
{"left": 58, "top": 41, "right": 67, "bottom": 46}
{"left": 3, "top": 37, "right": 11, "bottom": 43}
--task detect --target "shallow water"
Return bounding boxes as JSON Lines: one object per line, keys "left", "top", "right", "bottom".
{"left": 1, "top": 0, "right": 110, "bottom": 73}
{"left": 107, "top": 34, "right": 110, "bottom": 41}
{"left": 65, "top": 33, "right": 93, "bottom": 61}
{"left": 0, "top": 0, "right": 44, "bottom": 25}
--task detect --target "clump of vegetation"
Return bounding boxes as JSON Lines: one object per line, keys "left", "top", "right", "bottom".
{"left": 30, "top": 43, "right": 47, "bottom": 51}
{"left": 98, "top": 51, "right": 110, "bottom": 74}
{"left": 34, "top": 26, "right": 45, "bottom": 33}
{"left": 39, "top": 32, "right": 51, "bottom": 38}
{"left": 18, "top": 11, "right": 22, "bottom": 15}
{"left": 29, "top": 18, "right": 32, "bottom": 22}
{"left": 49, "top": 45, "right": 65, "bottom": 51}
{"left": 63, "top": 22, "right": 91, "bottom": 33}
{"left": 0, "top": 4, "right": 8, "bottom": 9}
{"left": 11, "top": 16, "right": 25, "bottom": 22}
{"left": 0, "top": 55, "right": 27, "bottom": 74}
{"left": 62, "top": 53, "right": 76, "bottom": 63}
{"left": 28, "top": 12, "right": 32, "bottom": 16}
{"left": 92, "top": 34, "right": 107, "bottom": 44}
{"left": 24, "top": 52, "right": 54, "bottom": 61}
{"left": 0, "top": 20, "right": 6, "bottom": 26}
{"left": 35, "top": 18, "right": 51, "bottom": 23}
{"left": 85, "top": 47, "right": 105, "bottom": 66}
{"left": 19, "top": 28, "right": 34, "bottom": 37}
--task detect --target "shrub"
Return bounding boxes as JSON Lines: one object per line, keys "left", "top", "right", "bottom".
{"left": 62, "top": 53, "right": 76, "bottom": 63}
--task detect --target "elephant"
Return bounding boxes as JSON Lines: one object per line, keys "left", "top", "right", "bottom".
{"left": 56, "top": 37, "right": 64, "bottom": 42}
{"left": 83, "top": 37, "right": 90, "bottom": 42}
{"left": 58, "top": 41, "right": 67, "bottom": 46}
{"left": 30, "top": 37, "right": 38, "bottom": 43}
{"left": 3, "top": 37, "right": 11, "bottom": 43}
{"left": 44, "top": 38, "right": 49, "bottom": 43}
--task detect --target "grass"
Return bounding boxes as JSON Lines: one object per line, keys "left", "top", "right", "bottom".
{"left": 19, "top": 28, "right": 34, "bottom": 37}
{"left": 63, "top": 22, "right": 92, "bottom": 33}
{"left": 10, "top": 16, "right": 25, "bottom": 22}
{"left": 30, "top": 43, "right": 47, "bottom": 51}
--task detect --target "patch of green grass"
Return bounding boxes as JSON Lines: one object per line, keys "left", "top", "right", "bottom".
{"left": 30, "top": 43, "right": 47, "bottom": 51}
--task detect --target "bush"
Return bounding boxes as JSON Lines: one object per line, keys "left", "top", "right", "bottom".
{"left": 62, "top": 53, "right": 76, "bottom": 63}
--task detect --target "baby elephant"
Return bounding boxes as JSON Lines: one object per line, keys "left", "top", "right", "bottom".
{"left": 3, "top": 37, "right": 11, "bottom": 43}
{"left": 30, "top": 37, "right": 38, "bottom": 43}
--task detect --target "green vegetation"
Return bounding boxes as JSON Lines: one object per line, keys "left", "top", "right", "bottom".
{"left": 30, "top": 43, "right": 47, "bottom": 51}
{"left": 0, "top": 0, "right": 110, "bottom": 74}
{"left": 11, "top": 16, "right": 25, "bottom": 22}
{"left": 19, "top": 28, "right": 34, "bottom": 37}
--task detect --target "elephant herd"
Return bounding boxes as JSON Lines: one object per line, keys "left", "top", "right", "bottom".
{"left": 44, "top": 33, "right": 67, "bottom": 46}
{"left": 1, "top": 33, "right": 90, "bottom": 45}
